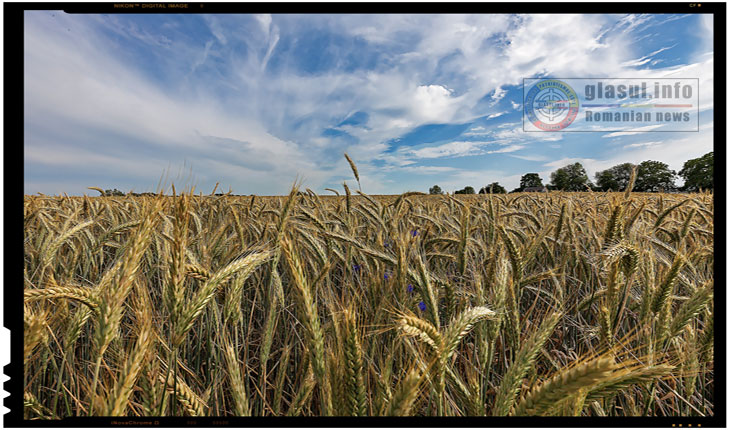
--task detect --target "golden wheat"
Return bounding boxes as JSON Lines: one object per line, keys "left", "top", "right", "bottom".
{"left": 22, "top": 188, "right": 713, "bottom": 418}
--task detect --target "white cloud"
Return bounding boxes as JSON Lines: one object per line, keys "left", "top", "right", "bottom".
{"left": 190, "top": 40, "right": 214, "bottom": 74}
{"left": 543, "top": 157, "right": 598, "bottom": 170}
{"left": 622, "top": 141, "right": 662, "bottom": 149}
{"left": 23, "top": 12, "right": 714, "bottom": 195}
{"left": 487, "top": 144, "right": 525, "bottom": 154}
{"left": 407, "top": 141, "right": 495, "bottom": 159}
{"left": 203, "top": 16, "right": 228, "bottom": 45}
{"left": 602, "top": 124, "right": 664, "bottom": 137}
{"left": 396, "top": 165, "right": 460, "bottom": 175}
{"left": 255, "top": 14, "right": 272, "bottom": 35}
{"left": 24, "top": 142, "right": 162, "bottom": 176}
{"left": 23, "top": 13, "right": 334, "bottom": 195}
{"left": 260, "top": 25, "right": 280, "bottom": 72}
{"left": 620, "top": 45, "right": 676, "bottom": 68}
{"left": 411, "top": 84, "right": 460, "bottom": 123}
{"left": 495, "top": 126, "right": 563, "bottom": 142}
{"left": 508, "top": 154, "right": 549, "bottom": 162}
{"left": 491, "top": 86, "right": 506, "bottom": 104}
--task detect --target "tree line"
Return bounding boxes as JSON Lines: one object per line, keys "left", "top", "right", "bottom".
{"left": 429, "top": 151, "right": 713, "bottom": 195}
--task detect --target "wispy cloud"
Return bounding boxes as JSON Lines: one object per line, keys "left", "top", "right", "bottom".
{"left": 602, "top": 124, "right": 665, "bottom": 137}
{"left": 508, "top": 153, "right": 549, "bottom": 162}
{"left": 622, "top": 141, "right": 663, "bottom": 149}
{"left": 23, "top": 12, "right": 714, "bottom": 194}
{"left": 487, "top": 144, "right": 525, "bottom": 154}
{"left": 406, "top": 141, "right": 496, "bottom": 159}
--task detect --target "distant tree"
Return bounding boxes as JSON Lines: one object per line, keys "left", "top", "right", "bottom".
{"left": 429, "top": 185, "right": 444, "bottom": 195}
{"left": 479, "top": 182, "right": 507, "bottom": 194}
{"left": 454, "top": 186, "right": 475, "bottom": 195}
{"left": 104, "top": 188, "right": 125, "bottom": 196}
{"left": 519, "top": 173, "right": 544, "bottom": 190}
{"left": 550, "top": 162, "right": 592, "bottom": 191}
{"left": 679, "top": 152, "right": 713, "bottom": 192}
{"left": 634, "top": 160, "right": 676, "bottom": 192}
{"left": 595, "top": 163, "right": 635, "bottom": 191}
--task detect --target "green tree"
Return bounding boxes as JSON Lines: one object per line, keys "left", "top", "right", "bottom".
{"left": 454, "top": 186, "right": 475, "bottom": 195}
{"left": 429, "top": 185, "right": 444, "bottom": 195}
{"left": 104, "top": 188, "right": 125, "bottom": 196}
{"left": 479, "top": 182, "right": 507, "bottom": 194}
{"left": 634, "top": 160, "right": 676, "bottom": 192}
{"left": 549, "top": 162, "right": 592, "bottom": 191}
{"left": 519, "top": 173, "right": 544, "bottom": 190}
{"left": 679, "top": 152, "right": 713, "bottom": 192}
{"left": 595, "top": 163, "right": 635, "bottom": 191}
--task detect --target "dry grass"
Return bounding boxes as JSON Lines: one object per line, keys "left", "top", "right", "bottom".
{"left": 22, "top": 187, "right": 713, "bottom": 417}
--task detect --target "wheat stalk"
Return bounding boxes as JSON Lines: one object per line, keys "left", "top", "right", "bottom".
{"left": 386, "top": 369, "right": 422, "bottom": 416}
{"left": 175, "top": 250, "right": 271, "bottom": 345}
{"left": 493, "top": 312, "right": 561, "bottom": 416}
{"left": 222, "top": 340, "right": 251, "bottom": 416}
{"left": 24, "top": 286, "right": 99, "bottom": 313}
{"left": 344, "top": 153, "right": 361, "bottom": 191}
{"left": 107, "top": 296, "right": 156, "bottom": 415}
{"left": 512, "top": 356, "right": 617, "bottom": 416}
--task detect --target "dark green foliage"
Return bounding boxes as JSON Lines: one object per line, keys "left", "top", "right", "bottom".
{"left": 104, "top": 189, "right": 125, "bottom": 197}
{"left": 519, "top": 173, "right": 544, "bottom": 190}
{"left": 549, "top": 162, "right": 592, "bottom": 191}
{"left": 429, "top": 185, "right": 444, "bottom": 195}
{"left": 454, "top": 186, "right": 475, "bottom": 195}
{"left": 595, "top": 163, "right": 635, "bottom": 192}
{"left": 679, "top": 152, "right": 713, "bottom": 192}
{"left": 479, "top": 183, "right": 507, "bottom": 194}
{"left": 634, "top": 161, "right": 676, "bottom": 192}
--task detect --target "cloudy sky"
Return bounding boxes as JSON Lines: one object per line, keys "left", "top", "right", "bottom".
{"left": 24, "top": 12, "right": 713, "bottom": 195}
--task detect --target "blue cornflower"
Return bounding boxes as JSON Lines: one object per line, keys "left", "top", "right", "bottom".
{"left": 407, "top": 284, "right": 414, "bottom": 293}
{"left": 384, "top": 242, "right": 391, "bottom": 248}
{"left": 384, "top": 272, "right": 390, "bottom": 280}
{"left": 352, "top": 264, "right": 361, "bottom": 273}
{"left": 411, "top": 229, "right": 418, "bottom": 237}
{"left": 418, "top": 301, "right": 427, "bottom": 311}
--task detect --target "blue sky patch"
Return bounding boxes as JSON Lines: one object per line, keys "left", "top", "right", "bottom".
{"left": 23, "top": 12, "right": 714, "bottom": 195}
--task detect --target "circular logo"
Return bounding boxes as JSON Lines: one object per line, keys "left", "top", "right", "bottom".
{"left": 525, "top": 79, "right": 579, "bottom": 131}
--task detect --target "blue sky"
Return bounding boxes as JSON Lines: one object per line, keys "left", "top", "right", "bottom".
{"left": 24, "top": 13, "right": 714, "bottom": 195}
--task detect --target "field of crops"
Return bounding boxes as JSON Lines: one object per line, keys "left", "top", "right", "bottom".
{"left": 22, "top": 188, "right": 714, "bottom": 417}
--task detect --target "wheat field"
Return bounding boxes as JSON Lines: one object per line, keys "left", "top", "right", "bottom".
{"left": 22, "top": 185, "right": 714, "bottom": 418}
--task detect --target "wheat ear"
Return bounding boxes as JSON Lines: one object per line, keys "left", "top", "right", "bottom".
{"left": 342, "top": 309, "right": 368, "bottom": 416}
{"left": 159, "top": 373, "right": 207, "bottom": 416}
{"left": 175, "top": 250, "right": 271, "bottom": 345}
{"left": 512, "top": 357, "right": 617, "bottom": 416}
{"left": 222, "top": 340, "right": 251, "bottom": 416}
{"left": 386, "top": 369, "right": 422, "bottom": 416}
{"left": 107, "top": 298, "right": 155, "bottom": 415}
{"left": 24, "top": 286, "right": 99, "bottom": 313}
{"left": 282, "top": 238, "right": 330, "bottom": 415}
{"left": 397, "top": 314, "right": 441, "bottom": 353}
{"left": 344, "top": 153, "right": 361, "bottom": 191}
{"left": 493, "top": 312, "right": 561, "bottom": 416}
{"left": 442, "top": 306, "right": 496, "bottom": 362}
